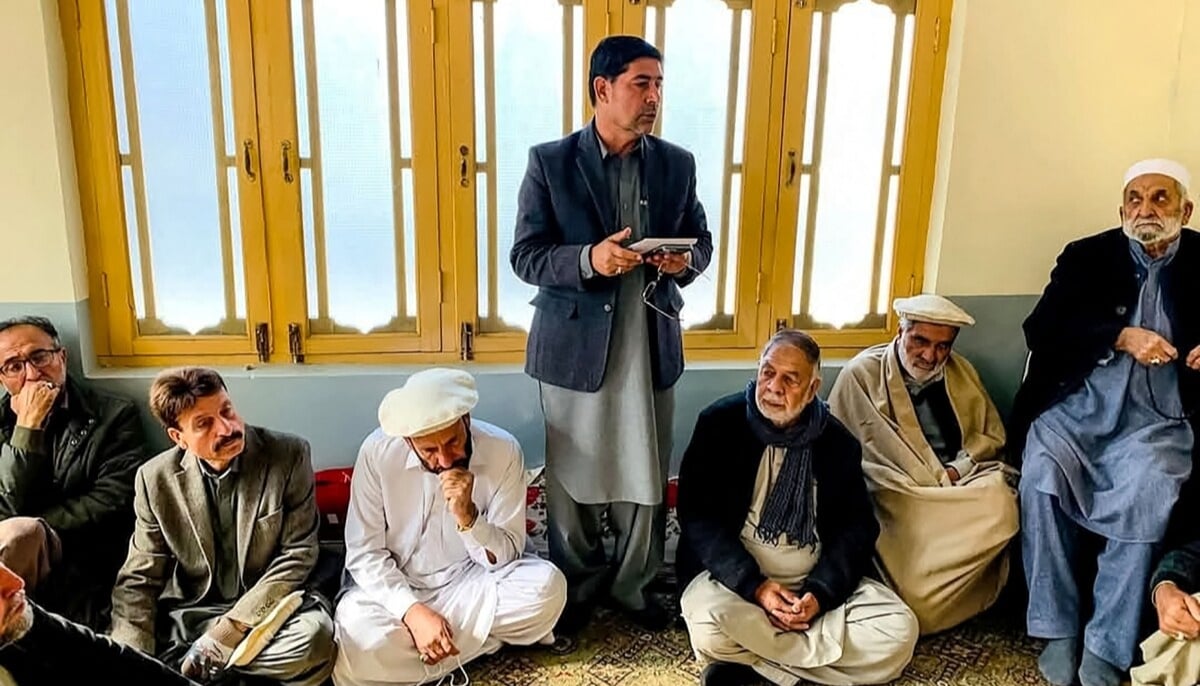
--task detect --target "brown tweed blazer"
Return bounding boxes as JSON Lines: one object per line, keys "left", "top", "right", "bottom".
{"left": 109, "top": 426, "right": 319, "bottom": 654}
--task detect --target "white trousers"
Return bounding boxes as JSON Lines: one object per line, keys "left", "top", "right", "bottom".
{"left": 332, "top": 557, "right": 566, "bottom": 686}
{"left": 680, "top": 573, "right": 918, "bottom": 686}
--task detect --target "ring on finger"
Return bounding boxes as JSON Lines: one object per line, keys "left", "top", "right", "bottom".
{"left": 1175, "top": 631, "right": 1187, "bottom": 641}
{"left": 1151, "top": 356, "right": 1163, "bottom": 366}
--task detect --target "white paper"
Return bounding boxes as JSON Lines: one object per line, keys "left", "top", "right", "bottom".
{"left": 627, "top": 237, "right": 697, "bottom": 254}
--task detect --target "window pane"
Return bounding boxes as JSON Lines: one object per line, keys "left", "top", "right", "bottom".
{"left": 109, "top": 0, "right": 243, "bottom": 335}
{"left": 796, "top": 1, "right": 914, "bottom": 328}
{"left": 291, "top": 0, "right": 418, "bottom": 333}
{"left": 651, "top": 0, "right": 753, "bottom": 331}
{"left": 475, "top": 0, "right": 583, "bottom": 333}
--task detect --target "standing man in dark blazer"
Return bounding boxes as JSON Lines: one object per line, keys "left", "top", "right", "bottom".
{"left": 510, "top": 35, "right": 713, "bottom": 633}
{"left": 1011, "top": 159, "right": 1200, "bottom": 686}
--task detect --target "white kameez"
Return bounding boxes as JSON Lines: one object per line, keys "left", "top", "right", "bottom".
{"left": 332, "top": 421, "right": 566, "bottom": 686}
{"left": 680, "top": 447, "right": 918, "bottom": 686}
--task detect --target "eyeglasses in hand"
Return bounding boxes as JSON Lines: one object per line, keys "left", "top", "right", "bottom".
{"left": 641, "top": 263, "right": 707, "bottom": 321}
{"left": 1145, "top": 362, "right": 1196, "bottom": 423}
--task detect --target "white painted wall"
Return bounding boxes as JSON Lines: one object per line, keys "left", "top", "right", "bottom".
{"left": 0, "top": 0, "right": 86, "bottom": 303}
{"left": 927, "top": 0, "right": 1200, "bottom": 296}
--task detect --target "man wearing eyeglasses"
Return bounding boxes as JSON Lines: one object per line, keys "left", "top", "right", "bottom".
{"left": 511, "top": 35, "right": 713, "bottom": 634}
{"left": 0, "top": 316, "right": 146, "bottom": 631}
{"left": 1011, "top": 160, "right": 1200, "bottom": 686}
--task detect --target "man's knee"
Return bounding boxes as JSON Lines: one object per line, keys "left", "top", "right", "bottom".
{"left": 509, "top": 560, "right": 568, "bottom": 615}
{"left": 301, "top": 610, "right": 337, "bottom": 665}
{"left": 685, "top": 621, "right": 739, "bottom": 662}
{"left": 0, "top": 518, "right": 50, "bottom": 551}
{"left": 864, "top": 605, "right": 919, "bottom": 678}
{"left": 538, "top": 564, "right": 568, "bottom": 613}
{"left": 0, "top": 517, "right": 58, "bottom": 587}
{"left": 255, "top": 608, "right": 337, "bottom": 676}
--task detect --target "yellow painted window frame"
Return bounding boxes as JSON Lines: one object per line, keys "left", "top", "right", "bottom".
{"left": 250, "top": 0, "right": 445, "bottom": 363}
{"left": 58, "top": 0, "right": 950, "bottom": 368}
{"left": 763, "top": 0, "right": 952, "bottom": 357}
{"left": 60, "top": 0, "right": 273, "bottom": 367}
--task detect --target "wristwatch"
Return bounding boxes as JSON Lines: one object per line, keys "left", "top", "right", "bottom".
{"left": 456, "top": 506, "right": 479, "bottom": 532}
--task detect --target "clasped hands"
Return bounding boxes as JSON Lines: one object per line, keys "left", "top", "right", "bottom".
{"left": 589, "top": 227, "right": 690, "bottom": 278}
{"left": 755, "top": 580, "right": 820, "bottom": 632}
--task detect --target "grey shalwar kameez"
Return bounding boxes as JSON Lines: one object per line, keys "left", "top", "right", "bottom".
{"left": 540, "top": 134, "right": 675, "bottom": 612}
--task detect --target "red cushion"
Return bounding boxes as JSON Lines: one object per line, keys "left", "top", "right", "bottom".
{"left": 315, "top": 467, "right": 353, "bottom": 524}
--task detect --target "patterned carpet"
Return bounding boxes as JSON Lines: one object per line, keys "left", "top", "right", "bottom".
{"left": 468, "top": 589, "right": 1045, "bottom": 686}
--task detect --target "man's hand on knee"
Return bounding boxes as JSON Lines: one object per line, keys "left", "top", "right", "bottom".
{"left": 403, "top": 603, "right": 459, "bottom": 666}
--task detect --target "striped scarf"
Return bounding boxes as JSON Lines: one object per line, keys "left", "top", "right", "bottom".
{"left": 744, "top": 382, "right": 828, "bottom": 548}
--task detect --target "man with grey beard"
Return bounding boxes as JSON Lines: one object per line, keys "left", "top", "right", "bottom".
{"left": 1011, "top": 159, "right": 1200, "bottom": 686}
{"left": 0, "top": 560, "right": 200, "bottom": 684}
{"left": 675, "top": 330, "right": 917, "bottom": 686}
{"left": 829, "top": 294, "right": 1018, "bottom": 635}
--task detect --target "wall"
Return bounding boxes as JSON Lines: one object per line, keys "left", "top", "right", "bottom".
{"left": 1, "top": 0, "right": 87, "bottom": 304}
{"left": 3, "top": 0, "right": 1198, "bottom": 470}
{"left": 926, "top": 0, "right": 1200, "bottom": 296}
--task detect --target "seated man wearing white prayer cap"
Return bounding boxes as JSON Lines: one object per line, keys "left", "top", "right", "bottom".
{"left": 828, "top": 294, "right": 1019, "bottom": 635}
{"left": 1010, "top": 159, "right": 1200, "bottom": 686}
{"left": 332, "top": 369, "right": 567, "bottom": 686}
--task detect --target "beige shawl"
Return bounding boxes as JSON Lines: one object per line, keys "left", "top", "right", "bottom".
{"left": 828, "top": 342, "right": 1019, "bottom": 634}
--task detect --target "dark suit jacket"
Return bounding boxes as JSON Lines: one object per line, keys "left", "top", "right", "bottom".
{"left": 510, "top": 123, "right": 714, "bottom": 392}
{"left": 1, "top": 603, "right": 198, "bottom": 685}
{"left": 110, "top": 426, "right": 319, "bottom": 655}
{"left": 1009, "top": 228, "right": 1200, "bottom": 458}
{"left": 0, "top": 378, "right": 146, "bottom": 627}
{"left": 675, "top": 393, "right": 879, "bottom": 616}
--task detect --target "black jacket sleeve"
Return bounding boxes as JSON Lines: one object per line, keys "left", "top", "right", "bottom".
{"left": 1023, "top": 238, "right": 1127, "bottom": 363}
{"left": 677, "top": 406, "right": 766, "bottom": 603}
{"left": 6, "top": 603, "right": 198, "bottom": 685}
{"left": 1152, "top": 539, "right": 1200, "bottom": 595}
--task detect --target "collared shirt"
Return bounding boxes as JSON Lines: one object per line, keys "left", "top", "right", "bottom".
{"left": 897, "top": 344, "right": 971, "bottom": 474}
{"left": 199, "top": 455, "right": 241, "bottom": 601}
{"left": 342, "top": 420, "right": 528, "bottom": 621}
{"left": 579, "top": 123, "right": 647, "bottom": 280}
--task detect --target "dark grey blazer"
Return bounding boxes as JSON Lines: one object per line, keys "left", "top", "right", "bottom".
{"left": 510, "top": 124, "right": 713, "bottom": 392}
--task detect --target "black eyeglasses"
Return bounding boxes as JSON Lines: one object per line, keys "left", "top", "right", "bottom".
{"left": 1145, "top": 363, "right": 1196, "bottom": 423}
{"left": 0, "top": 348, "right": 63, "bottom": 379}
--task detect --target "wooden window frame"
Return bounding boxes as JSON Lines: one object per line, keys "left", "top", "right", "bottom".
{"left": 58, "top": 0, "right": 950, "bottom": 367}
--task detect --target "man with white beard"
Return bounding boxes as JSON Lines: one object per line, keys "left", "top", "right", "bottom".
{"left": 1010, "top": 159, "right": 1200, "bottom": 686}
{"left": 828, "top": 295, "right": 1019, "bottom": 635}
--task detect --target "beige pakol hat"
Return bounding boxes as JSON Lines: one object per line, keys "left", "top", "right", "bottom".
{"left": 893, "top": 294, "right": 975, "bottom": 328}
